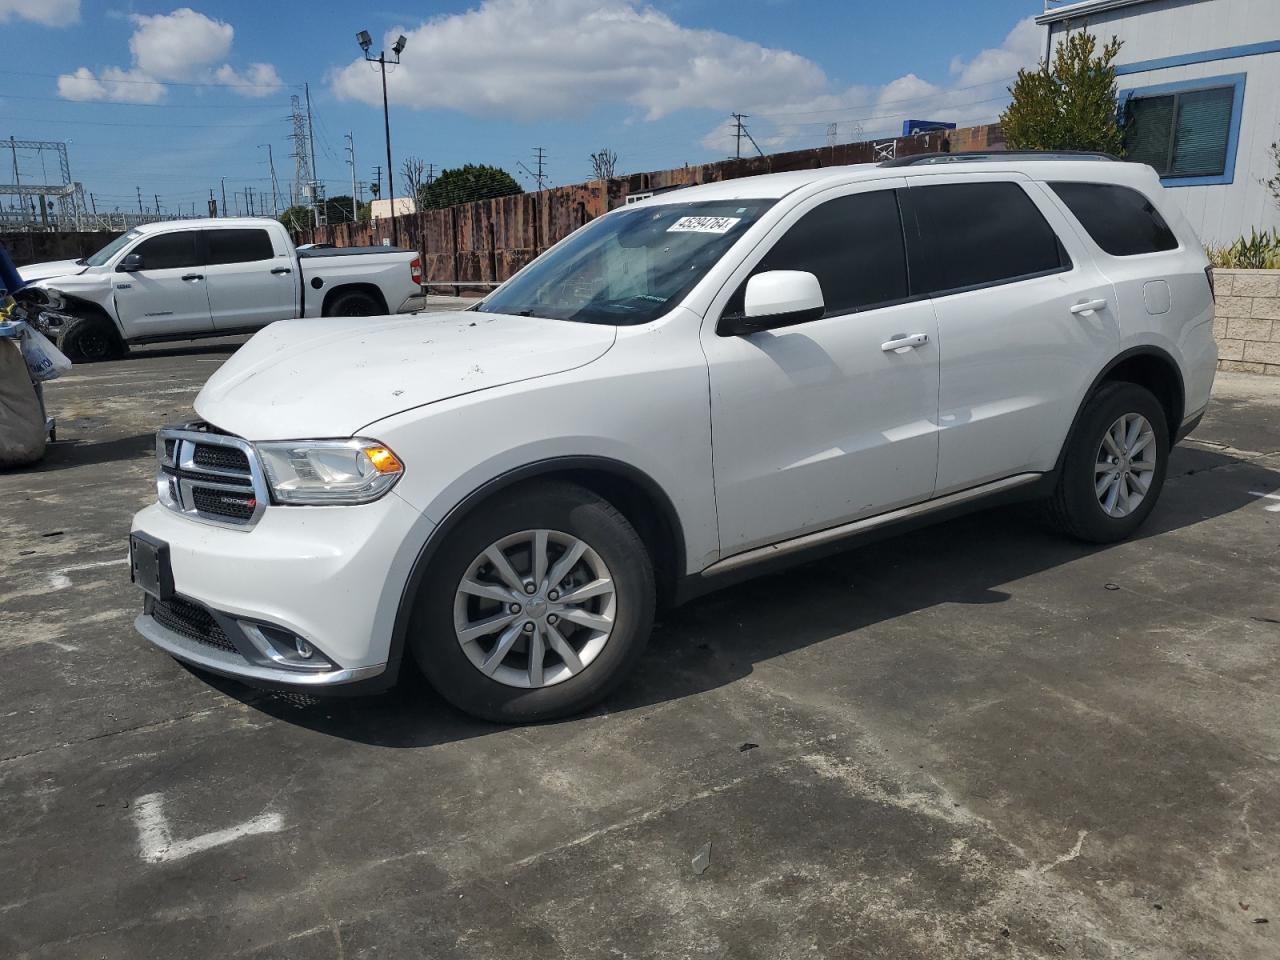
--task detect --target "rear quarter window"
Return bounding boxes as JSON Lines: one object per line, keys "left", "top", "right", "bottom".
{"left": 1048, "top": 182, "right": 1179, "bottom": 257}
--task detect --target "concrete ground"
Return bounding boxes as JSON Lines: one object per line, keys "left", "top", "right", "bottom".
{"left": 1, "top": 333, "right": 1278, "bottom": 959}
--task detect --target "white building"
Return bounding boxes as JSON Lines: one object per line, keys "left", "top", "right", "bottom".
{"left": 370, "top": 197, "right": 417, "bottom": 221}
{"left": 1038, "top": 0, "right": 1280, "bottom": 245}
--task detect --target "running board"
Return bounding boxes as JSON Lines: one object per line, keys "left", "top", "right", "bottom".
{"left": 701, "top": 473, "right": 1042, "bottom": 577}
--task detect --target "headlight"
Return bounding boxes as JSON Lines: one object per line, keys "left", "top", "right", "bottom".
{"left": 255, "top": 439, "right": 403, "bottom": 505}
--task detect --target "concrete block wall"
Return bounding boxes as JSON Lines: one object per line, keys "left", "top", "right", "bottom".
{"left": 1213, "top": 269, "right": 1280, "bottom": 375}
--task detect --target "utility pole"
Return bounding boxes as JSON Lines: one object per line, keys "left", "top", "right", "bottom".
{"left": 304, "top": 82, "right": 325, "bottom": 227}
{"left": 728, "top": 112, "right": 764, "bottom": 160}
{"left": 220, "top": 177, "right": 228, "bottom": 219}
{"left": 247, "top": 185, "right": 256, "bottom": 217}
{"left": 208, "top": 189, "right": 217, "bottom": 218}
{"left": 154, "top": 193, "right": 161, "bottom": 217}
{"left": 372, "top": 165, "right": 382, "bottom": 201}
{"left": 136, "top": 187, "right": 143, "bottom": 216}
{"left": 518, "top": 147, "right": 549, "bottom": 191}
{"left": 261, "top": 143, "right": 281, "bottom": 216}
{"left": 89, "top": 193, "right": 97, "bottom": 215}
{"left": 345, "top": 132, "right": 358, "bottom": 221}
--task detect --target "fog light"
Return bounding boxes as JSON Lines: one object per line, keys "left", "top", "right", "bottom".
{"left": 295, "top": 638, "right": 314, "bottom": 659}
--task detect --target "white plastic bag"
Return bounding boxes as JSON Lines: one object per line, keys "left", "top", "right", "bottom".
{"left": 18, "top": 323, "right": 72, "bottom": 382}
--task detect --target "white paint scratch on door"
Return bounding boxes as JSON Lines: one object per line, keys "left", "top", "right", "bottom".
{"left": 132, "top": 793, "right": 284, "bottom": 864}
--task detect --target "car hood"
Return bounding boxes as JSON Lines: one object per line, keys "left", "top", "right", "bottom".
{"left": 18, "top": 259, "right": 88, "bottom": 284}
{"left": 195, "top": 311, "right": 618, "bottom": 439}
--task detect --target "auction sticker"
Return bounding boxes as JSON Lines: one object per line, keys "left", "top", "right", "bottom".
{"left": 667, "top": 216, "right": 741, "bottom": 234}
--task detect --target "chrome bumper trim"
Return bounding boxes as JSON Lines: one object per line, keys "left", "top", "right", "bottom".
{"left": 136, "top": 613, "right": 386, "bottom": 687}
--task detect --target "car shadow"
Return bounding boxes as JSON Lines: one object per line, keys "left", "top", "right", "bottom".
{"left": 202, "top": 442, "right": 1279, "bottom": 748}
{"left": 8, "top": 432, "right": 155, "bottom": 473}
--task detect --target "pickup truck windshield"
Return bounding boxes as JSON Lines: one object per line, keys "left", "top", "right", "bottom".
{"left": 476, "top": 199, "right": 774, "bottom": 325}
{"left": 85, "top": 230, "right": 141, "bottom": 267}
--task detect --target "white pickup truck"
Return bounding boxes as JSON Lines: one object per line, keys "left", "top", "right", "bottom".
{"left": 20, "top": 218, "right": 424, "bottom": 361}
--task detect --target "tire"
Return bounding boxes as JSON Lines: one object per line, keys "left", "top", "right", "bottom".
{"left": 408, "top": 481, "right": 656, "bottom": 723}
{"left": 1046, "top": 381, "right": 1170, "bottom": 543}
{"left": 324, "top": 289, "right": 383, "bottom": 317}
{"left": 59, "top": 314, "right": 125, "bottom": 363}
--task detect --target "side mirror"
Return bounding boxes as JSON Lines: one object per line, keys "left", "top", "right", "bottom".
{"left": 718, "top": 270, "right": 825, "bottom": 336}
{"left": 118, "top": 254, "right": 144, "bottom": 272}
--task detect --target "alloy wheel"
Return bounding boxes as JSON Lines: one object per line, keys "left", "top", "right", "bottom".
{"left": 452, "top": 529, "right": 617, "bottom": 689}
{"left": 1094, "top": 412, "right": 1157, "bottom": 519}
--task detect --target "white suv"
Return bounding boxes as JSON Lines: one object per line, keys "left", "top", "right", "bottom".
{"left": 129, "top": 153, "right": 1218, "bottom": 722}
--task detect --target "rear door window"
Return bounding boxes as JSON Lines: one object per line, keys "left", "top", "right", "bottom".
{"left": 205, "top": 228, "right": 276, "bottom": 265}
{"left": 132, "top": 231, "right": 200, "bottom": 270}
{"left": 1048, "top": 182, "right": 1178, "bottom": 256}
{"left": 905, "top": 181, "right": 1069, "bottom": 295}
{"left": 740, "top": 189, "right": 910, "bottom": 316}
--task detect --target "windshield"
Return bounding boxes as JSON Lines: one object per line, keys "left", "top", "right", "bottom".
{"left": 84, "top": 230, "right": 142, "bottom": 267}
{"left": 476, "top": 199, "right": 774, "bottom": 325}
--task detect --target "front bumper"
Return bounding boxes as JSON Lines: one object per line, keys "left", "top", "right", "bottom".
{"left": 131, "top": 490, "right": 433, "bottom": 689}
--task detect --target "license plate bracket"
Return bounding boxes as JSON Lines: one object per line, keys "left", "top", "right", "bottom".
{"left": 130, "top": 532, "right": 174, "bottom": 601}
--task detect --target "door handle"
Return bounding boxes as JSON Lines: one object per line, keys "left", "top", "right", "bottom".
{"left": 881, "top": 333, "right": 929, "bottom": 352}
{"left": 1070, "top": 298, "right": 1108, "bottom": 316}
{"left": 271, "top": 267, "right": 292, "bottom": 275}
{"left": 181, "top": 274, "right": 204, "bottom": 282}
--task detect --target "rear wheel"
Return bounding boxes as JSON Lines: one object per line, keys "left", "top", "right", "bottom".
{"left": 1046, "top": 381, "right": 1169, "bottom": 542}
{"left": 408, "top": 482, "right": 656, "bottom": 723}
{"left": 324, "top": 289, "right": 383, "bottom": 317}
{"left": 59, "top": 315, "right": 125, "bottom": 363}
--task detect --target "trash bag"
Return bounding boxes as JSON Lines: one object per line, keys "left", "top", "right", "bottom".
{"left": 18, "top": 324, "right": 72, "bottom": 382}
{"left": 0, "top": 339, "right": 47, "bottom": 467}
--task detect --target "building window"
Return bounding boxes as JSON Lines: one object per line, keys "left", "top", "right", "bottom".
{"left": 1120, "top": 75, "right": 1245, "bottom": 186}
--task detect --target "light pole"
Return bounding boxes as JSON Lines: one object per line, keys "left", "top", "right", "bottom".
{"left": 357, "top": 30, "right": 407, "bottom": 243}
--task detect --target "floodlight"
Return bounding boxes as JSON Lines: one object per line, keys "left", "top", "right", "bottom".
{"left": 392, "top": 35, "right": 407, "bottom": 56}
{"left": 357, "top": 30, "right": 373, "bottom": 52}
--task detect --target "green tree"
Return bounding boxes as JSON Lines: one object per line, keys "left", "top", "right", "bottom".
{"left": 418, "top": 164, "right": 523, "bottom": 209}
{"left": 277, "top": 195, "right": 360, "bottom": 230}
{"left": 1000, "top": 31, "right": 1125, "bottom": 155}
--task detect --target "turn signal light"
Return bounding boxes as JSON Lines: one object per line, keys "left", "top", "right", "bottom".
{"left": 366, "top": 446, "right": 403, "bottom": 474}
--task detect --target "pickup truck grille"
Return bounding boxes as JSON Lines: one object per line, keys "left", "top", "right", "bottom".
{"left": 156, "top": 423, "right": 267, "bottom": 528}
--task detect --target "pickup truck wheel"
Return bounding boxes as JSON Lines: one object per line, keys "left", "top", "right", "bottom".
{"left": 324, "top": 289, "right": 383, "bottom": 317}
{"left": 59, "top": 315, "right": 126, "bottom": 363}
{"left": 409, "top": 481, "right": 656, "bottom": 723}
{"left": 1046, "top": 381, "right": 1169, "bottom": 543}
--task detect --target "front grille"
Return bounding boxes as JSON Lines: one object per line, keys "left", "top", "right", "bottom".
{"left": 191, "top": 486, "right": 257, "bottom": 520}
{"left": 192, "top": 445, "right": 250, "bottom": 473}
{"left": 156, "top": 424, "right": 268, "bottom": 528}
{"left": 151, "top": 596, "right": 238, "bottom": 653}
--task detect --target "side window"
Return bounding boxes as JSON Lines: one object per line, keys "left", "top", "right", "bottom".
{"left": 750, "top": 190, "right": 909, "bottom": 315}
{"left": 1124, "top": 85, "right": 1235, "bottom": 178}
{"left": 909, "top": 181, "right": 1068, "bottom": 294}
{"left": 1049, "top": 182, "right": 1178, "bottom": 257}
{"left": 132, "top": 232, "right": 199, "bottom": 271}
{"left": 205, "top": 229, "right": 275, "bottom": 265}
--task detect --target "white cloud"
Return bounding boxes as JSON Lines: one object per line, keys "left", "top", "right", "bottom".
{"left": 56, "top": 7, "right": 281, "bottom": 103}
{"left": 329, "top": 0, "right": 827, "bottom": 121}
{"left": 57, "top": 66, "right": 166, "bottom": 104}
{"left": 701, "top": 16, "right": 1043, "bottom": 155}
{"left": 0, "top": 0, "right": 78, "bottom": 26}
{"left": 214, "top": 63, "right": 284, "bottom": 97}
{"left": 129, "top": 8, "right": 233, "bottom": 81}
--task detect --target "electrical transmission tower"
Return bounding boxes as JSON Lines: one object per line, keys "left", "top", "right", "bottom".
{"left": 289, "top": 95, "right": 312, "bottom": 217}
{"left": 2, "top": 137, "right": 85, "bottom": 229}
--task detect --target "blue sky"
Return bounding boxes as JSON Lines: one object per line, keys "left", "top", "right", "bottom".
{"left": 0, "top": 0, "right": 1043, "bottom": 216}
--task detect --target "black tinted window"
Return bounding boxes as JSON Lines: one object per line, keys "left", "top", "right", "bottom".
{"left": 752, "top": 190, "right": 909, "bottom": 314}
{"left": 909, "top": 181, "right": 1067, "bottom": 293}
{"left": 206, "top": 228, "right": 275, "bottom": 265}
{"left": 1049, "top": 182, "right": 1178, "bottom": 256}
{"left": 133, "top": 232, "right": 199, "bottom": 270}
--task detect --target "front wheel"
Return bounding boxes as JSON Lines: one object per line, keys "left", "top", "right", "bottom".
{"left": 408, "top": 481, "right": 656, "bottom": 723}
{"left": 59, "top": 315, "right": 126, "bottom": 363}
{"left": 1046, "top": 381, "right": 1170, "bottom": 543}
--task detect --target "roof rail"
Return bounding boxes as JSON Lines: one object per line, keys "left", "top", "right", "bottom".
{"left": 880, "top": 150, "right": 1120, "bottom": 167}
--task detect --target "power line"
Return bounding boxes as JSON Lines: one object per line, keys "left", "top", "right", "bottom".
{"left": 0, "top": 67, "right": 302, "bottom": 91}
